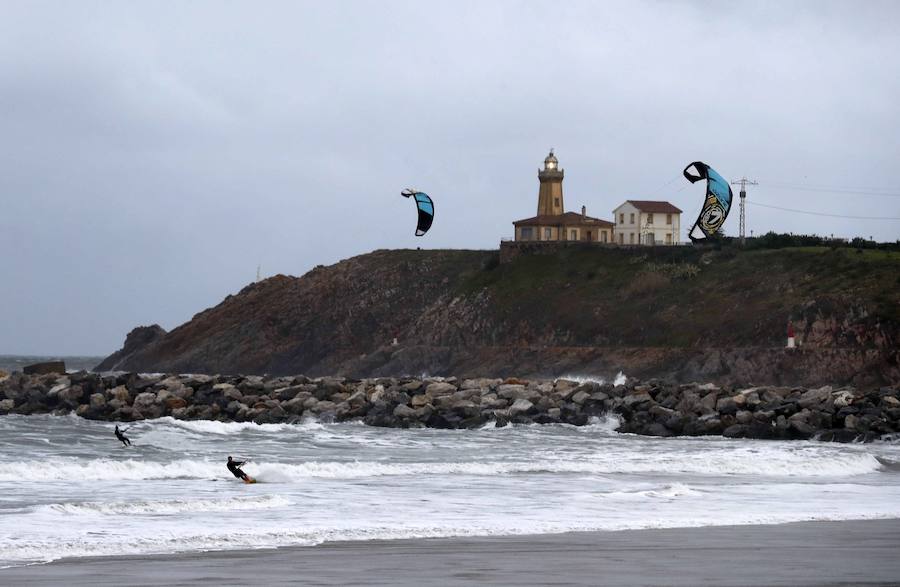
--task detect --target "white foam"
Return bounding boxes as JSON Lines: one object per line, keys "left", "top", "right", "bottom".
{"left": 613, "top": 372, "right": 627, "bottom": 386}
{"left": 37, "top": 495, "right": 291, "bottom": 516}
{"left": 556, "top": 375, "right": 605, "bottom": 385}
{"left": 153, "top": 417, "right": 305, "bottom": 435}
{"left": 2, "top": 447, "right": 884, "bottom": 483}
{"left": 5, "top": 511, "right": 900, "bottom": 567}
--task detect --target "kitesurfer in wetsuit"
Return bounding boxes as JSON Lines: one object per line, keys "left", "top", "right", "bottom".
{"left": 114, "top": 425, "right": 131, "bottom": 446}
{"left": 227, "top": 456, "right": 249, "bottom": 481}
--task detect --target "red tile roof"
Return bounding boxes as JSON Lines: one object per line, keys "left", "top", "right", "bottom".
{"left": 513, "top": 211, "right": 615, "bottom": 228}
{"left": 623, "top": 200, "right": 683, "bottom": 214}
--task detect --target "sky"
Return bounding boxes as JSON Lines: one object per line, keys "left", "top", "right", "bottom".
{"left": 1, "top": 0, "right": 899, "bottom": 355}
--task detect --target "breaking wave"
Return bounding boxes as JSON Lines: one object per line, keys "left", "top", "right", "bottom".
{"left": 37, "top": 495, "right": 291, "bottom": 516}
{"left": 2, "top": 450, "right": 884, "bottom": 483}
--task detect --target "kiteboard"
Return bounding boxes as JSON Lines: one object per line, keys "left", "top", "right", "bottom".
{"left": 243, "top": 476, "right": 257, "bottom": 484}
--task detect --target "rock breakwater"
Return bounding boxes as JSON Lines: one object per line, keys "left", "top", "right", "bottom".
{"left": 2, "top": 371, "right": 899, "bottom": 442}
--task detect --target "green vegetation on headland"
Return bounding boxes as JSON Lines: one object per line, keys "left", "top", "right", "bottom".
{"left": 465, "top": 243, "right": 900, "bottom": 348}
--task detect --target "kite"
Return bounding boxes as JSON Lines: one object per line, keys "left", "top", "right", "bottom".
{"left": 683, "top": 161, "right": 733, "bottom": 242}
{"left": 401, "top": 189, "right": 434, "bottom": 236}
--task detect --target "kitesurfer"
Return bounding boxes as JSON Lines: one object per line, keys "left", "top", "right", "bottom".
{"left": 114, "top": 425, "right": 132, "bottom": 447}
{"left": 227, "top": 456, "right": 250, "bottom": 481}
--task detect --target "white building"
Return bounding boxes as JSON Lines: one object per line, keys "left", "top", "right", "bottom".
{"left": 613, "top": 200, "right": 682, "bottom": 245}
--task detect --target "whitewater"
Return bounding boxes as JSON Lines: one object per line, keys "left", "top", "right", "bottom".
{"left": 2, "top": 413, "right": 900, "bottom": 567}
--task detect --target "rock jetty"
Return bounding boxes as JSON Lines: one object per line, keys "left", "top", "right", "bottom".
{"left": 1, "top": 371, "right": 899, "bottom": 442}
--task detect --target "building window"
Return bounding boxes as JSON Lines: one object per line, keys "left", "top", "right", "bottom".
{"left": 554, "top": 198, "right": 560, "bottom": 208}
{"left": 544, "top": 227, "right": 552, "bottom": 240}
{"left": 520, "top": 227, "right": 533, "bottom": 241}
{"left": 619, "top": 213, "right": 624, "bottom": 224}
{"left": 602, "top": 231, "right": 608, "bottom": 243}
{"left": 666, "top": 213, "right": 672, "bottom": 225}
{"left": 570, "top": 230, "right": 577, "bottom": 241}
{"left": 618, "top": 233, "right": 624, "bottom": 244}
{"left": 629, "top": 233, "right": 634, "bottom": 244}
{"left": 630, "top": 213, "right": 635, "bottom": 224}
{"left": 665, "top": 233, "right": 672, "bottom": 244}
{"left": 647, "top": 213, "right": 654, "bottom": 225}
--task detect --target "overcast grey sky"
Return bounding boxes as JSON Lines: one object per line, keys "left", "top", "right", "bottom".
{"left": 2, "top": 1, "right": 899, "bottom": 355}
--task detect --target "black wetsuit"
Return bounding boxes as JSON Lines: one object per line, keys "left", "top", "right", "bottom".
{"left": 115, "top": 426, "right": 131, "bottom": 446}
{"left": 227, "top": 459, "right": 248, "bottom": 480}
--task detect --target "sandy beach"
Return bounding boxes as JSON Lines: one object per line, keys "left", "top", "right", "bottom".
{"left": 4, "top": 519, "right": 900, "bottom": 586}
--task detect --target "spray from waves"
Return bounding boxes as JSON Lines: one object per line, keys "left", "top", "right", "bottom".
{"left": 37, "top": 494, "right": 291, "bottom": 516}
{"left": 149, "top": 416, "right": 329, "bottom": 435}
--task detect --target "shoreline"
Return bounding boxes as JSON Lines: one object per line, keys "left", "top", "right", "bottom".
{"left": 4, "top": 519, "right": 900, "bottom": 586}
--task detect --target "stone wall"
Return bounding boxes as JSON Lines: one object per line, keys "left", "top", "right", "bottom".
{"left": 2, "top": 370, "right": 898, "bottom": 443}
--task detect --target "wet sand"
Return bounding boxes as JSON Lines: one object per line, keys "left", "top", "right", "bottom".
{"left": 4, "top": 519, "right": 900, "bottom": 586}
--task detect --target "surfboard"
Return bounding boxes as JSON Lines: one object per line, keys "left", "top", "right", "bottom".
{"left": 243, "top": 476, "right": 257, "bottom": 484}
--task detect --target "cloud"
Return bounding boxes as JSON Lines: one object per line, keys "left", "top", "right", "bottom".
{"left": 1, "top": 0, "right": 898, "bottom": 354}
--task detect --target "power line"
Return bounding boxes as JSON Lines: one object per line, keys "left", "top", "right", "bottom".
{"left": 763, "top": 181, "right": 900, "bottom": 198}
{"left": 748, "top": 201, "right": 900, "bottom": 220}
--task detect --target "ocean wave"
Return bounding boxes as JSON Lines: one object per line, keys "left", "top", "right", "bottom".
{"left": 601, "top": 482, "right": 703, "bottom": 500}
{"left": 3, "top": 449, "right": 883, "bottom": 483}
{"left": 152, "top": 416, "right": 321, "bottom": 435}
{"left": 36, "top": 495, "right": 291, "bottom": 516}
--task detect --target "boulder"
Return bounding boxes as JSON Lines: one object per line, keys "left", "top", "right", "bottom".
{"left": 213, "top": 383, "right": 242, "bottom": 402}
{"left": 699, "top": 391, "right": 718, "bottom": 413}
{"left": 0, "top": 399, "right": 14, "bottom": 413}
{"left": 106, "top": 385, "right": 131, "bottom": 403}
{"left": 481, "top": 394, "right": 508, "bottom": 409}
{"left": 622, "top": 391, "right": 652, "bottom": 407}
{"left": 509, "top": 398, "right": 534, "bottom": 416}
{"left": 715, "top": 397, "right": 738, "bottom": 415}
{"left": 461, "top": 378, "right": 501, "bottom": 391}
{"left": 23, "top": 361, "right": 66, "bottom": 375}
{"left": 497, "top": 384, "right": 527, "bottom": 400}
{"left": 723, "top": 424, "right": 747, "bottom": 438}
{"left": 798, "top": 386, "right": 832, "bottom": 409}
{"left": 166, "top": 397, "right": 188, "bottom": 410}
{"left": 89, "top": 393, "right": 106, "bottom": 409}
{"left": 571, "top": 390, "right": 591, "bottom": 405}
{"left": 133, "top": 391, "right": 157, "bottom": 409}
{"left": 425, "top": 382, "right": 457, "bottom": 397}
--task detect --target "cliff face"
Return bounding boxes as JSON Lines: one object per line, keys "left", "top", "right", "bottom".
{"left": 99, "top": 246, "right": 900, "bottom": 386}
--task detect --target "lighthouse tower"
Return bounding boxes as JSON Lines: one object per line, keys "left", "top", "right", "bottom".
{"left": 536, "top": 149, "right": 564, "bottom": 216}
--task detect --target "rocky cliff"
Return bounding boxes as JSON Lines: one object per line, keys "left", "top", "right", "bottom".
{"left": 98, "top": 246, "right": 900, "bottom": 386}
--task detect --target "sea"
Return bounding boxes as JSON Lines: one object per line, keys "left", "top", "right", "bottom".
{"left": 1, "top": 406, "right": 900, "bottom": 568}
{"left": 0, "top": 355, "right": 104, "bottom": 373}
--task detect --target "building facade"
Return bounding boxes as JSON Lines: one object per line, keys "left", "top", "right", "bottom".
{"left": 513, "top": 151, "right": 615, "bottom": 243}
{"left": 612, "top": 200, "right": 682, "bottom": 245}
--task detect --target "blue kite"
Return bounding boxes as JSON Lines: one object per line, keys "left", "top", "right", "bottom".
{"left": 683, "top": 161, "right": 733, "bottom": 242}
{"left": 401, "top": 189, "right": 434, "bottom": 236}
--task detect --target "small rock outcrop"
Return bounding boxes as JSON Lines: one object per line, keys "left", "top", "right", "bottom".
{"left": 94, "top": 325, "right": 167, "bottom": 372}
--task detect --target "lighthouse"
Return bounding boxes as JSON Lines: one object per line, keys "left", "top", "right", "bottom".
{"left": 536, "top": 149, "right": 564, "bottom": 216}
